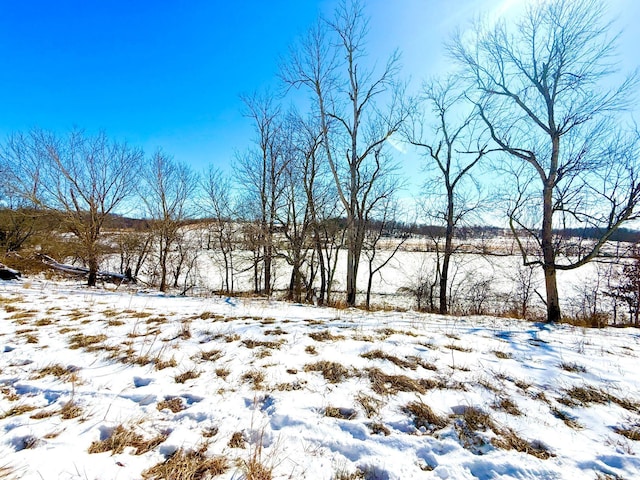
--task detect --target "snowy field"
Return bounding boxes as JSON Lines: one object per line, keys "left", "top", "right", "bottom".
{"left": 1, "top": 279, "right": 640, "bottom": 479}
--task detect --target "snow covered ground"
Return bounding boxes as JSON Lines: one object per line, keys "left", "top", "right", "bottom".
{"left": 1, "top": 279, "right": 640, "bottom": 479}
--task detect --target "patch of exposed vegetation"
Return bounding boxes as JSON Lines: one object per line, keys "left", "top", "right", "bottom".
{"left": 142, "top": 446, "right": 228, "bottom": 479}
{"left": 88, "top": 425, "right": 168, "bottom": 455}
{"left": 304, "top": 361, "right": 350, "bottom": 384}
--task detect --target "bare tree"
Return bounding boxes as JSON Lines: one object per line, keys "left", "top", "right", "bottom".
{"left": 201, "top": 166, "right": 237, "bottom": 294}
{"left": 406, "top": 77, "right": 487, "bottom": 314}
{"left": 363, "top": 188, "right": 410, "bottom": 309}
{"left": 283, "top": 0, "right": 409, "bottom": 306}
{"left": 451, "top": 0, "right": 640, "bottom": 322}
{"left": 141, "top": 150, "right": 197, "bottom": 292}
{"left": 236, "top": 91, "right": 288, "bottom": 295}
{"left": 1, "top": 129, "right": 143, "bottom": 285}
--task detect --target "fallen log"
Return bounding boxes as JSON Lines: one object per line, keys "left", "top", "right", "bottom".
{"left": 37, "top": 254, "right": 132, "bottom": 283}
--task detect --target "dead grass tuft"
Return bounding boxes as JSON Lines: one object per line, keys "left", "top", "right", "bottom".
{"left": 309, "top": 330, "right": 345, "bottom": 342}
{"left": 155, "top": 356, "right": 178, "bottom": 370}
{"left": 558, "top": 385, "right": 610, "bottom": 407}
{"left": 492, "top": 428, "right": 554, "bottom": 459}
{"left": 614, "top": 423, "right": 640, "bottom": 441}
{"left": 356, "top": 393, "right": 383, "bottom": 418}
{"left": 361, "top": 349, "right": 417, "bottom": 369}
{"left": 59, "top": 401, "right": 83, "bottom": 420}
{"left": 175, "top": 370, "right": 200, "bottom": 384}
{"left": 324, "top": 406, "right": 357, "bottom": 420}
{"left": 1, "top": 404, "right": 36, "bottom": 419}
{"left": 403, "top": 401, "right": 448, "bottom": 432}
{"left": 241, "top": 370, "right": 266, "bottom": 389}
{"left": 36, "top": 363, "right": 79, "bottom": 381}
{"left": 157, "top": 397, "right": 185, "bottom": 413}
{"left": 68, "top": 333, "right": 107, "bottom": 350}
{"left": 142, "top": 445, "right": 228, "bottom": 480}
{"left": 492, "top": 350, "right": 512, "bottom": 359}
{"left": 493, "top": 396, "right": 522, "bottom": 416}
{"left": 228, "top": 431, "right": 246, "bottom": 449}
{"left": 305, "top": 345, "right": 318, "bottom": 355}
{"left": 559, "top": 362, "right": 587, "bottom": 373}
{"left": 367, "top": 368, "right": 425, "bottom": 395}
{"left": 367, "top": 422, "right": 391, "bottom": 436}
{"left": 199, "top": 349, "right": 223, "bottom": 362}
{"left": 304, "top": 361, "right": 350, "bottom": 384}
{"left": 551, "top": 408, "right": 584, "bottom": 429}
{"left": 444, "top": 343, "right": 472, "bottom": 352}
{"left": 88, "top": 425, "right": 168, "bottom": 455}
{"left": 215, "top": 368, "right": 230, "bottom": 379}
{"left": 242, "top": 339, "right": 284, "bottom": 349}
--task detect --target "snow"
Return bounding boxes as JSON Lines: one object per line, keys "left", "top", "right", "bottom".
{"left": 1, "top": 279, "right": 640, "bottom": 479}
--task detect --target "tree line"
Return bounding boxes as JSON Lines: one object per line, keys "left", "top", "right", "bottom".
{"left": 1, "top": 0, "right": 639, "bottom": 323}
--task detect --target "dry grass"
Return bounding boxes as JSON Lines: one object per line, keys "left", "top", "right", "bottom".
{"left": 558, "top": 385, "right": 610, "bottom": 407}
{"left": 305, "top": 345, "right": 317, "bottom": 355}
{"left": 551, "top": 408, "right": 584, "bottom": 429}
{"left": 202, "top": 426, "right": 219, "bottom": 438}
{"left": 241, "top": 370, "right": 266, "bottom": 389}
{"left": 361, "top": 349, "right": 417, "bottom": 369}
{"left": 559, "top": 362, "right": 587, "bottom": 373}
{"left": 493, "top": 396, "right": 522, "bottom": 416}
{"left": 243, "top": 428, "right": 274, "bottom": 480}
{"left": 88, "top": 425, "right": 168, "bottom": 455}
{"left": 453, "top": 406, "right": 497, "bottom": 454}
{"left": 452, "top": 406, "right": 553, "bottom": 459}
{"left": 325, "top": 406, "right": 357, "bottom": 420}
{"left": 175, "top": 370, "right": 200, "bottom": 384}
{"left": 356, "top": 393, "right": 383, "bottom": 418}
{"left": 228, "top": 431, "right": 246, "bottom": 449}
{"left": 403, "top": 401, "right": 448, "bottom": 432}
{"left": 367, "top": 422, "right": 391, "bottom": 436}
{"left": 406, "top": 355, "right": 438, "bottom": 371}
{"left": 614, "top": 424, "right": 640, "bottom": 441}
{"left": 242, "top": 339, "right": 284, "bottom": 349}
{"left": 157, "top": 397, "right": 185, "bottom": 413}
{"left": 224, "top": 333, "right": 240, "bottom": 342}
{"left": 155, "top": 356, "right": 178, "bottom": 370}
{"left": 309, "top": 330, "right": 344, "bottom": 342}
{"left": 0, "top": 404, "right": 36, "bottom": 419}
{"left": 444, "top": 343, "right": 472, "bottom": 352}
{"left": 492, "top": 428, "right": 554, "bottom": 459}
{"left": 35, "top": 363, "right": 79, "bottom": 381}
{"left": 215, "top": 368, "right": 230, "bottom": 379}
{"left": 127, "top": 311, "right": 153, "bottom": 318}
{"left": 68, "top": 333, "right": 107, "bottom": 350}
{"left": 0, "top": 463, "right": 17, "bottom": 480}
{"left": 304, "top": 361, "right": 350, "bottom": 384}
{"left": 367, "top": 368, "right": 425, "bottom": 395}
{"left": 142, "top": 446, "right": 228, "bottom": 480}
{"left": 59, "top": 401, "right": 83, "bottom": 420}
{"left": 492, "top": 350, "right": 512, "bottom": 359}
{"left": 199, "top": 349, "right": 223, "bottom": 362}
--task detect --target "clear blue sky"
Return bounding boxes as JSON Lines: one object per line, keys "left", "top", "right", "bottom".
{"left": 1, "top": 0, "right": 638, "bottom": 178}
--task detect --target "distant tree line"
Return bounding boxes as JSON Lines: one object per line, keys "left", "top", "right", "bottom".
{"left": 1, "top": 0, "right": 639, "bottom": 323}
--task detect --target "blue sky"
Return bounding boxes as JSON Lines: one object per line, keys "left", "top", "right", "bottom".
{"left": 1, "top": 0, "right": 638, "bottom": 180}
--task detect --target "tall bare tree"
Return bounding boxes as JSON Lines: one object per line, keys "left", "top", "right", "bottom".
{"left": 283, "top": 0, "right": 409, "bottom": 306}
{"left": 201, "top": 166, "right": 236, "bottom": 294}
{"left": 406, "top": 77, "right": 487, "bottom": 314}
{"left": 451, "top": 0, "right": 640, "bottom": 322}
{"left": 236, "top": 91, "right": 288, "bottom": 295}
{"left": 1, "top": 129, "right": 143, "bottom": 285}
{"left": 141, "top": 150, "right": 197, "bottom": 292}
